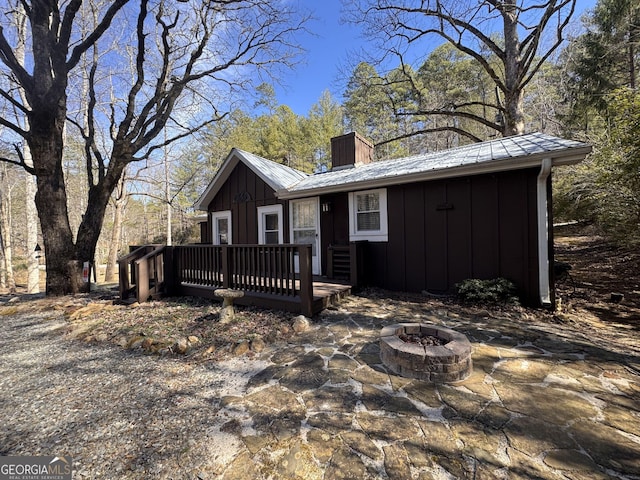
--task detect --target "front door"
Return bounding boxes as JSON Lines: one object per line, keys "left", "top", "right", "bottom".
{"left": 290, "top": 198, "right": 321, "bottom": 275}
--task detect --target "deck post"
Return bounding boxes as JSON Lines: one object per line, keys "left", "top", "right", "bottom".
{"left": 163, "top": 246, "right": 175, "bottom": 296}
{"left": 298, "top": 244, "right": 313, "bottom": 317}
{"left": 221, "top": 245, "right": 231, "bottom": 288}
{"left": 136, "top": 258, "right": 150, "bottom": 303}
{"left": 118, "top": 259, "right": 130, "bottom": 298}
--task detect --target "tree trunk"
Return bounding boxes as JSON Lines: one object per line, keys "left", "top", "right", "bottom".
{"left": 29, "top": 94, "right": 84, "bottom": 295}
{"left": 75, "top": 161, "right": 128, "bottom": 280}
{"left": 502, "top": 0, "right": 525, "bottom": 136}
{"left": 25, "top": 149, "right": 40, "bottom": 294}
{"left": 14, "top": 6, "right": 40, "bottom": 294}
{"left": 0, "top": 180, "right": 16, "bottom": 293}
{"left": 104, "top": 173, "right": 128, "bottom": 283}
{"left": 0, "top": 236, "right": 5, "bottom": 290}
{"left": 103, "top": 199, "right": 125, "bottom": 283}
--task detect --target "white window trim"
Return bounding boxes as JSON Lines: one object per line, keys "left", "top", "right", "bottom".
{"left": 257, "top": 204, "right": 284, "bottom": 244}
{"left": 289, "top": 197, "right": 321, "bottom": 275}
{"left": 211, "top": 210, "right": 232, "bottom": 245}
{"left": 348, "top": 188, "right": 388, "bottom": 242}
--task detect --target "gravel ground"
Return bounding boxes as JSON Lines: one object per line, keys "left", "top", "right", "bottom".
{"left": 0, "top": 304, "right": 270, "bottom": 478}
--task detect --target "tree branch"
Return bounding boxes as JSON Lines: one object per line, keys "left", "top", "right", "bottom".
{"left": 376, "top": 126, "right": 483, "bottom": 147}
{"left": 65, "top": 0, "right": 130, "bottom": 70}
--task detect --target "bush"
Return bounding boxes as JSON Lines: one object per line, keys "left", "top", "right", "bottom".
{"left": 455, "top": 278, "right": 520, "bottom": 305}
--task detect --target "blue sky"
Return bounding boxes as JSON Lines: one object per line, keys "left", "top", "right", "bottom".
{"left": 274, "top": 0, "right": 361, "bottom": 115}
{"left": 275, "top": 0, "right": 598, "bottom": 116}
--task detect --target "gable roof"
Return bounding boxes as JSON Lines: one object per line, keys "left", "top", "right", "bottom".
{"left": 277, "top": 132, "right": 591, "bottom": 199}
{"left": 196, "top": 133, "right": 591, "bottom": 209}
{"left": 194, "top": 148, "right": 308, "bottom": 211}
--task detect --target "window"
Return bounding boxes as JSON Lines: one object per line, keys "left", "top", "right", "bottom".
{"left": 211, "top": 211, "right": 232, "bottom": 245}
{"left": 349, "top": 189, "right": 388, "bottom": 242}
{"left": 257, "top": 204, "right": 283, "bottom": 244}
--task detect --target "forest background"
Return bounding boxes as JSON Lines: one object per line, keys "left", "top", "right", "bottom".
{"left": 0, "top": 0, "right": 638, "bottom": 293}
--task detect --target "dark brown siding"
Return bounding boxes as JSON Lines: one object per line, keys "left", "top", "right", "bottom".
{"left": 361, "top": 168, "right": 541, "bottom": 305}
{"left": 320, "top": 192, "right": 349, "bottom": 273}
{"left": 207, "top": 161, "right": 289, "bottom": 244}
{"left": 199, "top": 221, "right": 211, "bottom": 244}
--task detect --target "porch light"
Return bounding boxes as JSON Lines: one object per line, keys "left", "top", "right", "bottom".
{"left": 34, "top": 243, "right": 42, "bottom": 259}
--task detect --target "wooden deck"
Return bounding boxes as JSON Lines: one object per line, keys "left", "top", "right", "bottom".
{"left": 119, "top": 244, "right": 352, "bottom": 317}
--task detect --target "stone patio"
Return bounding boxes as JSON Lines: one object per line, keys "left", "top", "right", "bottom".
{"left": 1, "top": 290, "right": 639, "bottom": 479}
{"left": 216, "top": 294, "right": 640, "bottom": 479}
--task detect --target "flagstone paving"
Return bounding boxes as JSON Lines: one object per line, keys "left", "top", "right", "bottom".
{"left": 1, "top": 291, "right": 639, "bottom": 479}
{"left": 215, "top": 295, "right": 640, "bottom": 479}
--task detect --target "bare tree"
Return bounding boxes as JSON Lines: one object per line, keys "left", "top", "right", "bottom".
{"left": 103, "top": 169, "right": 128, "bottom": 283}
{"left": 0, "top": 161, "right": 16, "bottom": 292}
{"left": 0, "top": 0, "right": 307, "bottom": 295}
{"left": 346, "top": 0, "right": 577, "bottom": 140}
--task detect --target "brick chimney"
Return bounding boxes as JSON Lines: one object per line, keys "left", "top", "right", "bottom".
{"left": 330, "top": 132, "right": 374, "bottom": 170}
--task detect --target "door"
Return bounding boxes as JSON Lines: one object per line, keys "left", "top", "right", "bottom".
{"left": 290, "top": 198, "right": 321, "bottom": 275}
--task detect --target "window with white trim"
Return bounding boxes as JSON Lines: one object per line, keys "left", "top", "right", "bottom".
{"left": 257, "top": 204, "right": 284, "bottom": 244}
{"left": 349, "top": 189, "right": 388, "bottom": 242}
{"left": 211, "top": 210, "right": 232, "bottom": 245}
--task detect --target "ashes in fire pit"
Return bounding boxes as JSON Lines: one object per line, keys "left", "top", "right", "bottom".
{"left": 380, "top": 323, "right": 472, "bottom": 383}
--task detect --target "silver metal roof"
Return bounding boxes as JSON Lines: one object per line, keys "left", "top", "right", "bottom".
{"left": 194, "top": 148, "right": 307, "bottom": 210}
{"left": 278, "top": 133, "right": 591, "bottom": 198}
{"left": 238, "top": 149, "right": 308, "bottom": 191}
{"left": 196, "top": 133, "right": 591, "bottom": 209}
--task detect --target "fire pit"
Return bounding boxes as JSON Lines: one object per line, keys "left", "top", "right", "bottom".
{"left": 380, "top": 323, "right": 472, "bottom": 383}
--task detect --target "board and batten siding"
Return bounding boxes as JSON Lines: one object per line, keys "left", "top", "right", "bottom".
{"left": 207, "top": 161, "right": 289, "bottom": 245}
{"left": 349, "top": 168, "right": 542, "bottom": 305}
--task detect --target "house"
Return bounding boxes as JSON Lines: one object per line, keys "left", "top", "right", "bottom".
{"left": 194, "top": 132, "right": 591, "bottom": 307}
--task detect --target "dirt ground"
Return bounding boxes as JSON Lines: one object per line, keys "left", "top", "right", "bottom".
{"left": 553, "top": 223, "right": 640, "bottom": 328}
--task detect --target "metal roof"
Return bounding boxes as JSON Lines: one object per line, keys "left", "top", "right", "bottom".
{"left": 194, "top": 148, "right": 307, "bottom": 211}
{"left": 196, "top": 133, "right": 591, "bottom": 209}
{"left": 238, "top": 149, "right": 308, "bottom": 190}
{"left": 278, "top": 133, "right": 591, "bottom": 199}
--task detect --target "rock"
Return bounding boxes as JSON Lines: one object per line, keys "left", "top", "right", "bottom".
{"left": 234, "top": 340, "right": 250, "bottom": 356}
{"left": 173, "top": 338, "right": 190, "bottom": 354}
{"left": 325, "top": 445, "right": 369, "bottom": 479}
{"left": 383, "top": 443, "right": 412, "bottom": 479}
{"left": 126, "top": 335, "right": 145, "bottom": 349}
{"left": 610, "top": 292, "right": 624, "bottom": 303}
{"left": 275, "top": 441, "right": 322, "bottom": 479}
{"left": 280, "top": 324, "right": 291, "bottom": 335}
{"left": 251, "top": 337, "right": 266, "bottom": 353}
{"left": 292, "top": 315, "right": 311, "bottom": 333}
{"left": 543, "top": 449, "right": 598, "bottom": 471}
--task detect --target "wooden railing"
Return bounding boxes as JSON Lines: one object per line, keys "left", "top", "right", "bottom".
{"left": 119, "top": 243, "right": 314, "bottom": 316}
{"left": 118, "top": 244, "right": 167, "bottom": 303}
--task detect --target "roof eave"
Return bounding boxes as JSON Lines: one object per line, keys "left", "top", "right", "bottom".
{"left": 277, "top": 146, "right": 592, "bottom": 200}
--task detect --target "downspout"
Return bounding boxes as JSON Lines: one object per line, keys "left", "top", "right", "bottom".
{"left": 536, "top": 158, "right": 553, "bottom": 307}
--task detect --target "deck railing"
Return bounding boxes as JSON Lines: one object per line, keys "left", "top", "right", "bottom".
{"left": 119, "top": 243, "right": 314, "bottom": 316}
{"left": 117, "top": 244, "right": 166, "bottom": 303}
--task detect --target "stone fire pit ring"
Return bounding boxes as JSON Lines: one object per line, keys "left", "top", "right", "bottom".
{"left": 380, "top": 323, "right": 472, "bottom": 383}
